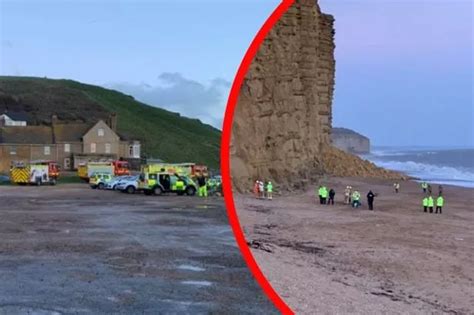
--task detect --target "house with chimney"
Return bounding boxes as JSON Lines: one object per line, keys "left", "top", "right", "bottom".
{"left": 0, "top": 113, "right": 141, "bottom": 173}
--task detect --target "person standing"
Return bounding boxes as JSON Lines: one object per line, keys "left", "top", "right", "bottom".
{"left": 197, "top": 175, "right": 207, "bottom": 198}
{"left": 352, "top": 190, "right": 361, "bottom": 208}
{"left": 318, "top": 186, "right": 324, "bottom": 204}
{"left": 253, "top": 180, "right": 259, "bottom": 199}
{"left": 328, "top": 188, "right": 335, "bottom": 205}
{"left": 393, "top": 182, "right": 400, "bottom": 193}
{"left": 438, "top": 185, "right": 443, "bottom": 196}
{"left": 321, "top": 186, "right": 328, "bottom": 204}
{"left": 436, "top": 195, "right": 444, "bottom": 214}
{"left": 421, "top": 182, "right": 428, "bottom": 193}
{"left": 258, "top": 181, "right": 265, "bottom": 199}
{"left": 423, "top": 196, "right": 428, "bottom": 213}
{"left": 427, "top": 184, "right": 432, "bottom": 195}
{"left": 428, "top": 195, "right": 434, "bottom": 213}
{"left": 344, "top": 186, "right": 351, "bottom": 204}
{"left": 367, "top": 190, "right": 375, "bottom": 210}
{"left": 266, "top": 181, "right": 273, "bottom": 200}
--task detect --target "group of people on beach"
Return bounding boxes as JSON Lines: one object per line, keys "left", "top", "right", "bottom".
{"left": 392, "top": 181, "right": 445, "bottom": 213}
{"left": 252, "top": 178, "right": 446, "bottom": 214}
{"left": 420, "top": 181, "right": 444, "bottom": 214}
{"left": 316, "top": 185, "right": 377, "bottom": 210}
{"left": 316, "top": 180, "right": 447, "bottom": 213}
{"left": 253, "top": 180, "right": 273, "bottom": 200}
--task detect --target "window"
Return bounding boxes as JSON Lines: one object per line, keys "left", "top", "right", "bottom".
{"left": 133, "top": 144, "right": 140, "bottom": 158}
{"left": 105, "top": 143, "right": 111, "bottom": 154}
{"left": 90, "top": 143, "right": 96, "bottom": 153}
{"left": 64, "top": 158, "right": 71, "bottom": 170}
{"left": 170, "top": 175, "right": 178, "bottom": 185}
{"left": 44, "top": 146, "right": 51, "bottom": 155}
{"left": 64, "top": 143, "right": 70, "bottom": 153}
{"left": 9, "top": 146, "right": 16, "bottom": 155}
{"left": 129, "top": 144, "right": 140, "bottom": 158}
{"left": 98, "top": 128, "right": 104, "bottom": 137}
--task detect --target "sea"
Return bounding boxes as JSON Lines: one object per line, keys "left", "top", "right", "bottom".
{"left": 361, "top": 146, "right": 474, "bottom": 188}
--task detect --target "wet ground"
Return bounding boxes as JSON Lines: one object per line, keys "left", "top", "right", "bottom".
{"left": 0, "top": 184, "right": 276, "bottom": 314}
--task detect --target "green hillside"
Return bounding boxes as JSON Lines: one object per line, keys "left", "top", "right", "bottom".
{"left": 0, "top": 76, "right": 221, "bottom": 169}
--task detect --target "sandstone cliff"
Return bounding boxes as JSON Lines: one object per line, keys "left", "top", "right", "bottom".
{"left": 231, "top": 0, "right": 402, "bottom": 192}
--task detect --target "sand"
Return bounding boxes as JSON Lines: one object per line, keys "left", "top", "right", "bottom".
{"left": 235, "top": 177, "right": 474, "bottom": 314}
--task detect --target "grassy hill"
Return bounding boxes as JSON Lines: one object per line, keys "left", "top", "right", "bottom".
{"left": 0, "top": 76, "right": 221, "bottom": 169}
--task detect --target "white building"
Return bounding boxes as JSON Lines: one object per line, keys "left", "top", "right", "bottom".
{"left": 0, "top": 112, "right": 28, "bottom": 127}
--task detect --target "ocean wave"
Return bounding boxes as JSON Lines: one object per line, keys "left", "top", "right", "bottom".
{"left": 367, "top": 150, "right": 410, "bottom": 157}
{"left": 368, "top": 159, "right": 474, "bottom": 188}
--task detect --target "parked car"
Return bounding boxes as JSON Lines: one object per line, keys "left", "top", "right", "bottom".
{"left": 207, "top": 176, "right": 223, "bottom": 196}
{"left": 116, "top": 175, "right": 139, "bottom": 194}
{"left": 89, "top": 173, "right": 113, "bottom": 190}
{"left": 106, "top": 175, "right": 133, "bottom": 190}
{"left": 0, "top": 175, "right": 10, "bottom": 184}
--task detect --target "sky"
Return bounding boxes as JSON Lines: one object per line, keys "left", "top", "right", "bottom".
{"left": 320, "top": 0, "right": 473, "bottom": 147}
{"left": 1, "top": 0, "right": 473, "bottom": 147}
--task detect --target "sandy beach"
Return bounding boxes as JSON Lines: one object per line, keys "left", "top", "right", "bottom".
{"left": 235, "top": 177, "right": 474, "bottom": 314}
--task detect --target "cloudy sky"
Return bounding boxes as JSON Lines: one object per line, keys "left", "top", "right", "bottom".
{"left": 1, "top": 0, "right": 472, "bottom": 147}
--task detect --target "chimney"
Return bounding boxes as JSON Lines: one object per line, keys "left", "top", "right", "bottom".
{"left": 51, "top": 114, "right": 59, "bottom": 125}
{"left": 109, "top": 113, "right": 117, "bottom": 132}
{"left": 51, "top": 115, "right": 58, "bottom": 144}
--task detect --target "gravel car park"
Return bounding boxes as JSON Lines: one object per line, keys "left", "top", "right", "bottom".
{"left": 0, "top": 184, "right": 276, "bottom": 314}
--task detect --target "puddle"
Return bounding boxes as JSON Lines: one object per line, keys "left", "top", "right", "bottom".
{"left": 160, "top": 299, "right": 209, "bottom": 307}
{"left": 35, "top": 228, "right": 61, "bottom": 233}
{"left": 0, "top": 306, "right": 63, "bottom": 315}
{"left": 177, "top": 264, "right": 205, "bottom": 272}
{"left": 195, "top": 205, "right": 217, "bottom": 210}
{"left": 158, "top": 207, "right": 186, "bottom": 211}
{"left": 107, "top": 296, "right": 119, "bottom": 302}
{"left": 181, "top": 280, "right": 212, "bottom": 286}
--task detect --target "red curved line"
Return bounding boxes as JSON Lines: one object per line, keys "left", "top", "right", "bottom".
{"left": 221, "top": 0, "right": 295, "bottom": 314}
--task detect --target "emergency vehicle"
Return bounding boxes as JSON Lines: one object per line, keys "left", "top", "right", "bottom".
{"left": 138, "top": 171, "right": 197, "bottom": 196}
{"left": 207, "top": 176, "right": 223, "bottom": 196}
{"left": 141, "top": 163, "right": 208, "bottom": 178}
{"left": 193, "top": 164, "right": 209, "bottom": 178}
{"left": 112, "top": 160, "right": 130, "bottom": 176}
{"left": 89, "top": 172, "right": 113, "bottom": 189}
{"left": 78, "top": 160, "right": 128, "bottom": 180}
{"left": 10, "top": 160, "right": 59, "bottom": 185}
